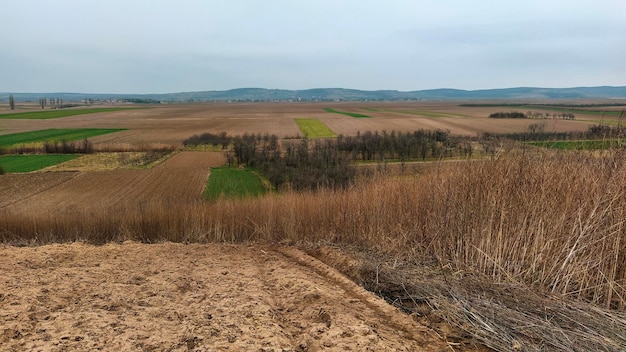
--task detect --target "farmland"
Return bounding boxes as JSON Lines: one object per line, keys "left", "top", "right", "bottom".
{"left": 0, "top": 154, "right": 79, "bottom": 172}
{"left": 294, "top": 118, "right": 337, "bottom": 137}
{"left": 1, "top": 101, "right": 626, "bottom": 351}
{"left": 204, "top": 167, "right": 267, "bottom": 199}
{"left": 0, "top": 107, "right": 139, "bottom": 119}
{"left": 0, "top": 128, "right": 126, "bottom": 148}
{"left": 323, "top": 107, "right": 371, "bottom": 118}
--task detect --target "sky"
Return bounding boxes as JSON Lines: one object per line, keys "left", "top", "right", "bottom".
{"left": 1, "top": 0, "right": 625, "bottom": 94}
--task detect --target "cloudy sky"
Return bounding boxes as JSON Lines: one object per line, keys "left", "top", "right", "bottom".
{"left": 1, "top": 0, "right": 624, "bottom": 93}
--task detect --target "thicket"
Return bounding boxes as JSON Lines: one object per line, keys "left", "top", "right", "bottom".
{"left": 189, "top": 130, "right": 473, "bottom": 191}
{"left": 489, "top": 111, "right": 527, "bottom": 119}
{"left": 229, "top": 133, "right": 355, "bottom": 191}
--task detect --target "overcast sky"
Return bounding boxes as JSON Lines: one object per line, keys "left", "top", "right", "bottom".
{"left": 1, "top": 0, "right": 625, "bottom": 93}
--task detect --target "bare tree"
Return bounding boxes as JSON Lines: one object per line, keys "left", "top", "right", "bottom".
{"left": 9, "top": 94, "right": 15, "bottom": 110}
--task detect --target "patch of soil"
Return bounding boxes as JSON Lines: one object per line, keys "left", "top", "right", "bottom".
{"left": 0, "top": 242, "right": 461, "bottom": 351}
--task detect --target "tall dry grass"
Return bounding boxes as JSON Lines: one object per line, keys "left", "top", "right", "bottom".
{"left": 1, "top": 148, "right": 625, "bottom": 309}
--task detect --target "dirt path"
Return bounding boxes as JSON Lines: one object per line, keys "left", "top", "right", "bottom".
{"left": 0, "top": 242, "right": 451, "bottom": 351}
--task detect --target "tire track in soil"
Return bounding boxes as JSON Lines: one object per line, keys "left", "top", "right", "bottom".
{"left": 271, "top": 247, "right": 448, "bottom": 351}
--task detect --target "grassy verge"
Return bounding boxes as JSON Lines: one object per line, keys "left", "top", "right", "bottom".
{"left": 294, "top": 118, "right": 337, "bottom": 138}
{"left": 204, "top": 167, "right": 267, "bottom": 200}
{"left": 0, "top": 108, "right": 139, "bottom": 120}
{"left": 0, "top": 154, "right": 80, "bottom": 172}
{"left": 0, "top": 128, "right": 126, "bottom": 148}
{"left": 323, "top": 108, "right": 370, "bottom": 118}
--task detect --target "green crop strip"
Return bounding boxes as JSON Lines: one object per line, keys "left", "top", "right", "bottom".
{"left": 0, "top": 154, "right": 80, "bottom": 173}
{"left": 526, "top": 139, "right": 626, "bottom": 150}
{"left": 0, "top": 108, "right": 140, "bottom": 120}
{"left": 0, "top": 128, "right": 126, "bottom": 148}
{"left": 323, "top": 108, "right": 371, "bottom": 118}
{"left": 295, "top": 118, "right": 337, "bottom": 138}
{"left": 205, "top": 167, "right": 268, "bottom": 200}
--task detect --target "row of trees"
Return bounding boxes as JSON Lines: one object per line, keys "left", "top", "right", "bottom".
{"left": 489, "top": 111, "right": 527, "bottom": 119}
{"left": 489, "top": 111, "right": 576, "bottom": 120}
{"left": 481, "top": 123, "right": 626, "bottom": 142}
{"left": 526, "top": 111, "right": 575, "bottom": 120}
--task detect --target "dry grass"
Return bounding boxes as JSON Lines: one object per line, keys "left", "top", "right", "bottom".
{"left": 2, "top": 147, "right": 626, "bottom": 350}
{"left": 2, "top": 149, "right": 624, "bottom": 307}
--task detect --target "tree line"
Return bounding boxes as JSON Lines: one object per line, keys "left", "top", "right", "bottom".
{"left": 489, "top": 111, "right": 575, "bottom": 120}
{"left": 481, "top": 123, "right": 626, "bottom": 142}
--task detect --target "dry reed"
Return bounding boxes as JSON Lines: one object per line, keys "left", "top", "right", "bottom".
{"left": 2, "top": 149, "right": 625, "bottom": 311}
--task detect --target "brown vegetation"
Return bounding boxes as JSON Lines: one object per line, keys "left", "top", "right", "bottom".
{"left": 2, "top": 102, "right": 626, "bottom": 350}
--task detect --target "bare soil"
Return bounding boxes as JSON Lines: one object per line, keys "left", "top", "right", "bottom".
{"left": 1, "top": 151, "right": 224, "bottom": 215}
{"left": 0, "top": 242, "right": 456, "bottom": 351}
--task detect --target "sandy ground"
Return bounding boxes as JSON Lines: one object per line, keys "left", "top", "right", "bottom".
{"left": 0, "top": 242, "right": 451, "bottom": 351}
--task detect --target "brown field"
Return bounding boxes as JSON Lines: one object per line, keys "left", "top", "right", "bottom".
{"left": 2, "top": 102, "right": 625, "bottom": 351}
{"left": 0, "top": 102, "right": 610, "bottom": 149}
{"left": 1, "top": 151, "right": 224, "bottom": 216}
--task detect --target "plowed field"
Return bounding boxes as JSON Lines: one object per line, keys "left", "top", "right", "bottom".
{"left": 1, "top": 151, "right": 224, "bottom": 215}
{"left": 0, "top": 102, "right": 598, "bottom": 149}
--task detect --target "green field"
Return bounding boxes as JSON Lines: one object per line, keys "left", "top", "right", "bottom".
{"left": 0, "top": 108, "right": 139, "bottom": 120}
{"left": 527, "top": 139, "right": 626, "bottom": 150}
{"left": 295, "top": 118, "right": 337, "bottom": 138}
{"left": 0, "top": 154, "right": 80, "bottom": 173}
{"left": 323, "top": 108, "right": 370, "bottom": 118}
{"left": 0, "top": 128, "right": 126, "bottom": 148}
{"left": 205, "top": 167, "right": 267, "bottom": 200}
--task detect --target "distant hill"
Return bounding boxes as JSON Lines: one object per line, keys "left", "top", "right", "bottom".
{"left": 3, "top": 86, "right": 626, "bottom": 103}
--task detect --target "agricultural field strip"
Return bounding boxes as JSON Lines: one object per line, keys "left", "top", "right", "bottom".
{"left": 0, "top": 108, "right": 141, "bottom": 119}
{"left": 205, "top": 167, "right": 266, "bottom": 199}
{"left": 462, "top": 105, "right": 625, "bottom": 116}
{"left": 526, "top": 139, "right": 626, "bottom": 150}
{"left": 294, "top": 118, "right": 337, "bottom": 138}
{"left": 1, "top": 152, "right": 224, "bottom": 214}
{"left": 0, "top": 154, "right": 80, "bottom": 173}
{"left": 381, "top": 109, "right": 471, "bottom": 118}
{"left": 0, "top": 128, "right": 126, "bottom": 147}
{"left": 323, "top": 108, "right": 371, "bottom": 118}
{"left": 0, "top": 172, "right": 79, "bottom": 208}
